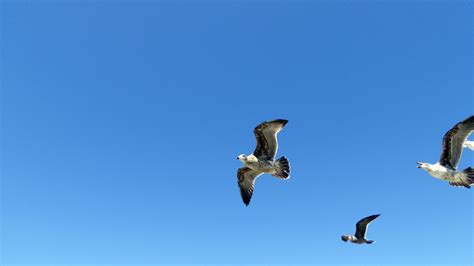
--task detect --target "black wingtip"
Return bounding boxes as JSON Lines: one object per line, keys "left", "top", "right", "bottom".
{"left": 241, "top": 192, "right": 251, "bottom": 206}
{"left": 464, "top": 115, "right": 474, "bottom": 121}
{"left": 277, "top": 119, "right": 289, "bottom": 126}
{"left": 267, "top": 119, "right": 288, "bottom": 124}
{"left": 461, "top": 115, "right": 474, "bottom": 126}
{"left": 365, "top": 214, "right": 381, "bottom": 221}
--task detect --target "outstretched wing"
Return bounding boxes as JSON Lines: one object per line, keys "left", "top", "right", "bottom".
{"left": 440, "top": 116, "right": 474, "bottom": 169}
{"left": 355, "top": 214, "right": 380, "bottom": 239}
{"left": 237, "top": 167, "right": 263, "bottom": 206}
{"left": 253, "top": 119, "right": 288, "bottom": 161}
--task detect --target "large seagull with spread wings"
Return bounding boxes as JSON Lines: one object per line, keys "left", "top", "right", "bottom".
{"left": 237, "top": 119, "right": 291, "bottom": 206}
{"left": 417, "top": 115, "right": 474, "bottom": 188}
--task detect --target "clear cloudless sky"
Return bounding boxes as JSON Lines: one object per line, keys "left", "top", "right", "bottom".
{"left": 1, "top": 0, "right": 473, "bottom": 265}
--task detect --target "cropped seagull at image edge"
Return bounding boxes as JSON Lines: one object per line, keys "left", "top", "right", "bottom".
{"left": 236, "top": 119, "right": 291, "bottom": 206}
{"left": 463, "top": 140, "right": 474, "bottom": 151}
{"left": 341, "top": 214, "right": 380, "bottom": 244}
{"left": 417, "top": 115, "right": 474, "bottom": 188}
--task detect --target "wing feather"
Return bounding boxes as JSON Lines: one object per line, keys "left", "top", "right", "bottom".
{"left": 355, "top": 214, "right": 380, "bottom": 239}
{"left": 253, "top": 119, "right": 288, "bottom": 161}
{"left": 237, "top": 167, "right": 263, "bottom": 206}
{"left": 440, "top": 116, "right": 474, "bottom": 169}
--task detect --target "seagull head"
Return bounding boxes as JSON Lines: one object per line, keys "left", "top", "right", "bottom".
{"left": 237, "top": 154, "right": 247, "bottom": 162}
{"left": 416, "top": 162, "right": 429, "bottom": 169}
{"left": 341, "top": 235, "right": 350, "bottom": 242}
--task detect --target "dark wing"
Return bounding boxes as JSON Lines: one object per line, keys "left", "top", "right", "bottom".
{"left": 440, "top": 116, "right": 474, "bottom": 169}
{"left": 237, "top": 167, "right": 263, "bottom": 206}
{"left": 355, "top": 214, "right": 380, "bottom": 239}
{"left": 253, "top": 119, "right": 288, "bottom": 161}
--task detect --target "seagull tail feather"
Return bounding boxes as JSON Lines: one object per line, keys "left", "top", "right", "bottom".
{"left": 462, "top": 167, "right": 474, "bottom": 188}
{"left": 272, "top": 156, "right": 290, "bottom": 179}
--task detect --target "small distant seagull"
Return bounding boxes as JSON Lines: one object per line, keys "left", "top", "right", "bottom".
{"left": 237, "top": 119, "right": 291, "bottom": 206}
{"left": 341, "top": 214, "right": 380, "bottom": 244}
{"left": 463, "top": 140, "right": 474, "bottom": 151}
{"left": 417, "top": 115, "right": 474, "bottom": 188}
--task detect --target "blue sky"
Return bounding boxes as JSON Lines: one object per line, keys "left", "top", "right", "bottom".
{"left": 1, "top": 1, "right": 472, "bottom": 265}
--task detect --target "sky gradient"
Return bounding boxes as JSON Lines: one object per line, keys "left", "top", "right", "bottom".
{"left": 1, "top": 1, "right": 473, "bottom": 265}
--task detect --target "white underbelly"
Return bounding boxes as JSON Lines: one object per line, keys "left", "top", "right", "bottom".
{"left": 429, "top": 169, "right": 463, "bottom": 181}
{"left": 428, "top": 169, "right": 451, "bottom": 180}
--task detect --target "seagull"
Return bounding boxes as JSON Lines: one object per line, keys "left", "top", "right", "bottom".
{"left": 463, "top": 140, "right": 474, "bottom": 151}
{"left": 341, "top": 214, "right": 380, "bottom": 244}
{"left": 237, "top": 119, "right": 291, "bottom": 206}
{"left": 417, "top": 115, "right": 474, "bottom": 188}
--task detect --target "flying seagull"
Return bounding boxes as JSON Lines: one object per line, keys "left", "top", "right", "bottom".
{"left": 417, "top": 115, "right": 474, "bottom": 188}
{"left": 341, "top": 214, "right": 380, "bottom": 244}
{"left": 237, "top": 119, "right": 291, "bottom": 206}
{"left": 463, "top": 140, "right": 474, "bottom": 151}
